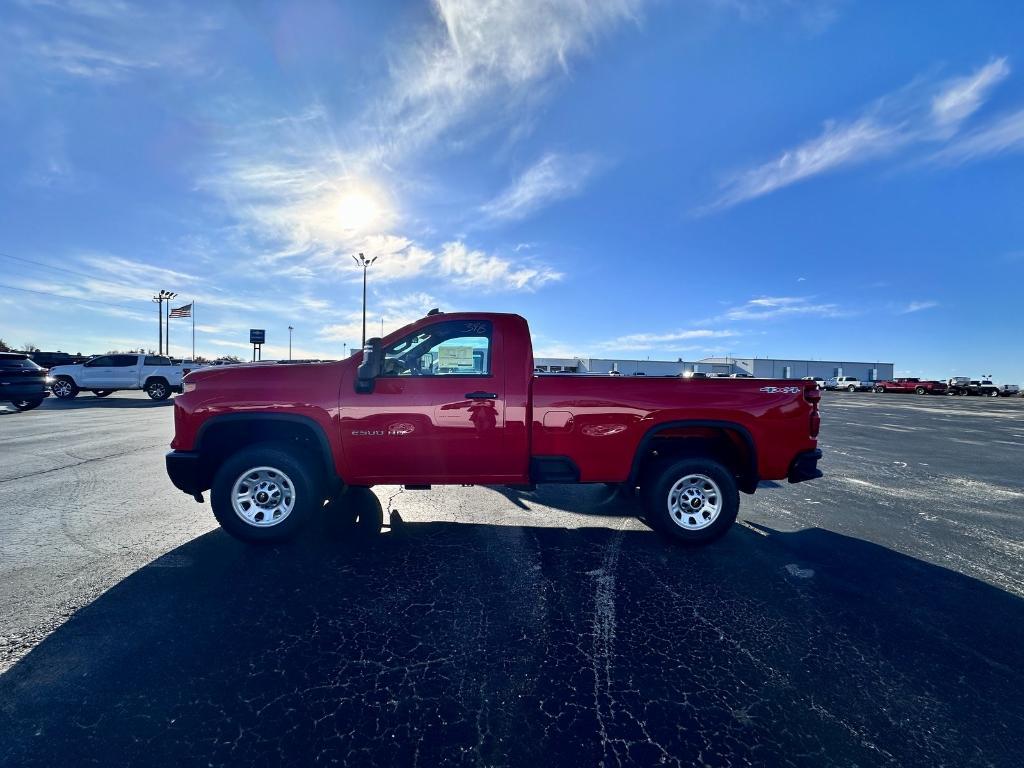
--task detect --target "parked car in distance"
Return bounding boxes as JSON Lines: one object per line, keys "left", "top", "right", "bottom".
{"left": 998, "top": 383, "right": 1020, "bottom": 397}
{"left": 945, "top": 377, "right": 972, "bottom": 395}
{"left": 0, "top": 352, "right": 49, "bottom": 411}
{"left": 49, "top": 354, "right": 185, "bottom": 400}
{"left": 166, "top": 311, "right": 823, "bottom": 547}
{"left": 967, "top": 379, "right": 1001, "bottom": 397}
{"left": 873, "top": 377, "right": 948, "bottom": 395}
{"left": 801, "top": 376, "right": 826, "bottom": 389}
{"left": 825, "top": 376, "right": 870, "bottom": 392}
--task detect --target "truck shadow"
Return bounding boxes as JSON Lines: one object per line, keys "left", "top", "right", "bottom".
{"left": 38, "top": 396, "right": 174, "bottom": 410}
{"left": 2, "top": 512, "right": 1022, "bottom": 766}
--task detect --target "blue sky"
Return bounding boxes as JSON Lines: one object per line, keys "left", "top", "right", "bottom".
{"left": 1, "top": 1, "right": 1022, "bottom": 379}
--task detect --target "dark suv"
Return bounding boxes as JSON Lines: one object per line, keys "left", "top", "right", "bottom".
{"left": 0, "top": 353, "right": 49, "bottom": 411}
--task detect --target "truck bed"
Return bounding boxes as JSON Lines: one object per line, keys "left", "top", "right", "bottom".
{"left": 530, "top": 375, "right": 817, "bottom": 485}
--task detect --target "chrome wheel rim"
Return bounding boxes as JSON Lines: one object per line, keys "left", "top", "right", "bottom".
{"left": 667, "top": 473, "right": 722, "bottom": 531}
{"left": 53, "top": 380, "right": 72, "bottom": 397}
{"left": 231, "top": 466, "right": 295, "bottom": 527}
{"left": 149, "top": 383, "right": 166, "bottom": 398}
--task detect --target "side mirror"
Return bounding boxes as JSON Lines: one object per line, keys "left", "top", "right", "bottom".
{"left": 355, "top": 338, "right": 383, "bottom": 393}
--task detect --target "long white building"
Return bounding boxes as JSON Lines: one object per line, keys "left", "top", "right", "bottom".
{"left": 534, "top": 355, "right": 895, "bottom": 381}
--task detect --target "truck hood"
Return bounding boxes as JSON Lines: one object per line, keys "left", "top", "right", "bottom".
{"left": 187, "top": 360, "right": 346, "bottom": 385}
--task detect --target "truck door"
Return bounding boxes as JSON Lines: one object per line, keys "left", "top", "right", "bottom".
{"left": 79, "top": 356, "right": 117, "bottom": 388}
{"left": 109, "top": 355, "right": 142, "bottom": 388}
{"left": 341, "top": 318, "right": 518, "bottom": 483}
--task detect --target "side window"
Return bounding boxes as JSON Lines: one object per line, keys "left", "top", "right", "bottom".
{"left": 111, "top": 355, "right": 139, "bottom": 367}
{"left": 86, "top": 356, "right": 113, "bottom": 367}
{"left": 381, "top": 320, "right": 492, "bottom": 377}
{"left": 144, "top": 356, "right": 171, "bottom": 366}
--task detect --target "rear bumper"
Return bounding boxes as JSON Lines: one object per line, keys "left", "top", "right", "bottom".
{"left": 788, "top": 449, "right": 823, "bottom": 484}
{"left": 166, "top": 450, "right": 204, "bottom": 496}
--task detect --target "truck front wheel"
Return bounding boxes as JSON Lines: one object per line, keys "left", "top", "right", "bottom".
{"left": 211, "top": 445, "right": 319, "bottom": 543}
{"left": 642, "top": 458, "right": 739, "bottom": 545}
{"left": 145, "top": 379, "right": 171, "bottom": 400}
{"left": 52, "top": 377, "right": 78, "bottom": 399}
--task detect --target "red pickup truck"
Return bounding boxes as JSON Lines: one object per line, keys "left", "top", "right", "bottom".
{"left": 166, "top": 312, "right": 822, "bottom": 545}
{"left": 873, "top": 377, "right": 948, "bottom": 395}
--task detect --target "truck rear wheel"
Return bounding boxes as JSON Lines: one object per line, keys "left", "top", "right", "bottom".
{"left": 915, "top": 387, "right": 926, "bottom": 395}
{"left": 847, "top": 384, "right": 856, "bottom": 392}
{"left": 211, "top": 445, "right": 319, "bottom": 543}
{"left": 642, "top": 457, "right": 739, "bottom": 545}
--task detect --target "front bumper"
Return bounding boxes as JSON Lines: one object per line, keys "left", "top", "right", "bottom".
{"left": 166, "top": 450, "right": 204, "bottom": 497}
{"left": 2, "top": 384, "right": 50, "bottom": 402}
{"left": 788, "top": 449, "right": 824, "bottom": 484}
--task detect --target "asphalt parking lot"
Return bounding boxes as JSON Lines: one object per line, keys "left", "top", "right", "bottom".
{"left": 1, "top": 391, "right": 1023, "bottom": 766}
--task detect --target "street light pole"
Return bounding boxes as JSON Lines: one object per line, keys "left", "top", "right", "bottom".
{"left": 152, "top": 295, "right": 162, "bottom": 354}
{"left": 352, "top": 252, "right": 377, "bottom": 347}
{"left": 288, "top": 325, "right": 294, "bottom": 361}
{"left": 164, "top": 291, "right": 177, "bottom": 358}
{"left": 152, "top": 289, "right": 176, "bottom": 355}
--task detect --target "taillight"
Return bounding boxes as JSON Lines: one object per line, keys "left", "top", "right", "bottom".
{"left": 805, "top": 384, "right": 821, "bottom": 437}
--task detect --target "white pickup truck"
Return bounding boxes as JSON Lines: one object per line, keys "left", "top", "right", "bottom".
{"left": 49, "top": 354, "right": 186, "bottom": 400}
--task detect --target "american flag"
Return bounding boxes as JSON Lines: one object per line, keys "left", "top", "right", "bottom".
{"left": 169, "top": 302, "right": 192, "bottom": 318}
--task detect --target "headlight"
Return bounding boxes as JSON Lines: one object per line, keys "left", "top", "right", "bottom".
{"left": 45, "top": 375, "right": 54, "bottom": 383}
{"left": 183, "top": 381, "right": 197, "bottom": 393}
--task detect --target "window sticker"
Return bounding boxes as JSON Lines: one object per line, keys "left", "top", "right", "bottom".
{"left": 438, "top": 346, "right": 474, "bottom": 369}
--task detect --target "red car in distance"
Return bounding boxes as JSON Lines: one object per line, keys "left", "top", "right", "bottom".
{"left": 873, "top": 377, "right": 948, "bottom": 395}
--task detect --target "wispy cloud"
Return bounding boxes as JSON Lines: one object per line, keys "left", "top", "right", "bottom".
{"left": 719, "top": 296, "right": 848, "bottom": 322}
{"left": 481, "top": 152, "right": 603, "bottom": 221}
{"left": 594, "top": 328, "right": 737, "bottom": 351}
{"left": 900, "top": 300, "right": 939, "bottom": 314}
{"left": 368, "top": 0, "right": 643, "bottom": 159}
{"left": 932, "top": 107, "right": 1024, "bottom": 164}
{"left": 13, "top": 1, "right": 222, "bottom": 82}
{"left": 701, "top": 118, "right": 904, "bottom": 213}
{"left": 436, "top": 242, "right": 562, "bottom": 290}
{"left": 700, "top": 57, "right": 1012, "bottom": 213}
{"left": 931, "top": 57, "right": 1009, "bottom": 127}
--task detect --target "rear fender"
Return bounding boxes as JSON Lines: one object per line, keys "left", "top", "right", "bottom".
{"left": 627, "top": 420, "right": 759, "bottom": 493}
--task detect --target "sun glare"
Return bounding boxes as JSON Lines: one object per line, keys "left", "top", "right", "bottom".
{"left": 337, "top": 189, "right": 382, "bottom": 233}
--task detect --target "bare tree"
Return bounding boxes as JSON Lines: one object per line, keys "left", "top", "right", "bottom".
{"left": 22, "top": 342, "right": 41, "bottom": 352}
{"left": 0, "top": 338, "right": 11, "bottom": 352}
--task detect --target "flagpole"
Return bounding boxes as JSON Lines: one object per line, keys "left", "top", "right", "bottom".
{"left": 192, "top": 301, "right": 195, "bottom": 361}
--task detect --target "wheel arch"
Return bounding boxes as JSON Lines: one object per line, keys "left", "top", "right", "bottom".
{"left": 193, "top": 413, "right": 341, "bottom": 494}
{"left": 627, "top": 419, "right": 759, "bottom": 494}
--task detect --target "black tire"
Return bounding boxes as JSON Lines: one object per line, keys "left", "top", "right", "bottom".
{"left": 145, "top": 379, "right": 171, "bottom": 400}
{"left": 210, "top": 444, "right": 320, "bottom": 543}
{"left": 641, "top": 457, "right": 739, "bottom": 545}
{"left": 92, "top": 390, "right": 114, "bottom": 397}
{"left": 875, "top": 386, "right": 885, "bottom": 394}
{"left": 325, "top": 487, "right": 383, "bottom": 538}
{"left": 12, "top": 398, "right": 43, "bottom": 411}
{"left": 51, "top": 377, "right": 78, "bottom": 399}
{"left": 989, "top": 389, "right": 999, "bottom": 397}
{"left": 915, "top": 387, "right": 926, "bottom": 395}
{"left": 847, "top": 384, "right": 856, "bottom": 392}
